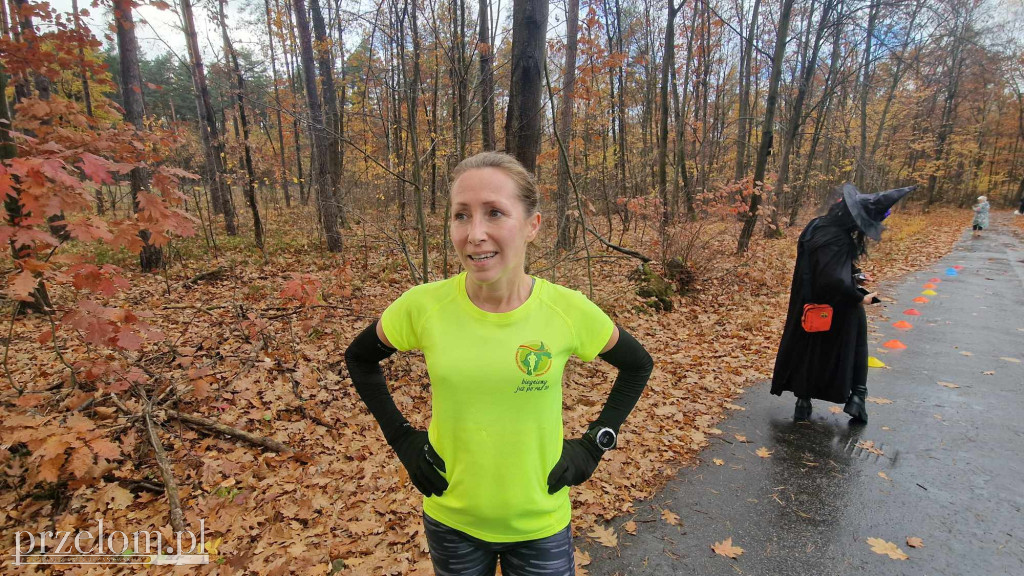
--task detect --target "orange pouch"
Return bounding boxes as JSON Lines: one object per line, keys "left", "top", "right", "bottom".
{"left": 801, "top": 303, "right": 833, "bottom": 332}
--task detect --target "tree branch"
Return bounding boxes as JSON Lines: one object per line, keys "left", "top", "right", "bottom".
{"left": 144, "top": 410, "right": 186, "bottom": 533}
{"left": 164, "top": 409, "right": 292, "bottom": 453}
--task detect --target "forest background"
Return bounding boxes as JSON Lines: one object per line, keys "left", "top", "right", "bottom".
{"left": 2, "top": 0, "right": 1024, "bottom": 572}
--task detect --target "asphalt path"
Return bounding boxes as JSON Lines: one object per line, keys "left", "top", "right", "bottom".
{"left": 581, "top": 215, "right": 1024, "bottom": 576}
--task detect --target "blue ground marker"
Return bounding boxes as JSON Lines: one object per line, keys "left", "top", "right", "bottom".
{"left": 945, "top": 267, "right": 958, "bottom": 276}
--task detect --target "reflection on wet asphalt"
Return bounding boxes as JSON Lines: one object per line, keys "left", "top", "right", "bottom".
{"left": 581, "top": 222, "right": 1024, "bottom": 576}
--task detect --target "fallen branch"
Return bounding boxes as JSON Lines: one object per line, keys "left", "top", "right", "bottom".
{"left": 164, "top": 409, "right": 292, "bottom": 453}
{"left": 582, "top": 223, "right": 652, "bottom": 262}
{"left": 161, "top": 303, "right": 223, "bottom": 315}
{"left": 144, "top": 411, "right": 186, "bottom": 533}
{"left": 179, "top": 266, "right": 226, "bottom": 289}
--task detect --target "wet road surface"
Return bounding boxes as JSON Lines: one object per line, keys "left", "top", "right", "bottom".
{"left": 581, "top": 217, "right": 1024, "bottom": 575}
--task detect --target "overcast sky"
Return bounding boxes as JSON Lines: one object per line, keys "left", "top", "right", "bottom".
{"left": 48, "top": 0, "right": 262, "bottom": 61}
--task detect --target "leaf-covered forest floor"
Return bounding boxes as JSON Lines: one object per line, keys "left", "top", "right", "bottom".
{"left": 1, "top": 202, "right": 977, "bottom": 575}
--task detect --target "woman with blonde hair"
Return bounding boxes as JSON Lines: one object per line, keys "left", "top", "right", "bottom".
{"left": 344, "top": 151, "right": 653, "bottom": 575}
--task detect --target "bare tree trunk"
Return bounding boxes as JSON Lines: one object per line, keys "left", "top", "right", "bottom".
{"left": 395, "top": 0, "right": 427, "bottom": 277}
{"left": 113, "top": 0, "right": 162, "bottom": 271}
{"left": 854, "top": 0, "right": 879, "bottom": 189}
{"left": 1, "top": 49, "right": 51, "bottom": 313}
{"left": 657, "top": 0, "right": 682, "bottom": 239}
{"left": 292, "top": 0, "right": 342, "bottom": 251}
{"left": 737, "top": 0, "right": 795, "bottom": 254}
{"left": 505, "top": 0, "right": 549, "bottom": 173}
{"left": 218, "top": 0, "right": 265, "bottom": 252}
{"left": 310, "top": 0, "right": 344, "bottom": 225}
{"left": 555, "top": 0, "right": 580, "bottom": 251}
{"left": 478, "top": 0, "right": 495, "bottom": 150}
{"left": 450, "top": 0, "right": 468, "bottom": 161}
{"left": 870, "top": 0, "right": 922, "bottom": 162}
{"left": 789, "top": 8, "right": 843, "bottom": 224}
{"left": 429, "top": 41, "right": 440, "bottom": 213}
{"left": 734, "top": 0, "right": 761, "bottom": 182}
{"left": 12, "top": 0, "right": 50, "bottom": 101}
{"left": 926, "top": 10, "right": 970, "bottom": 206}
{"left": 71, "top": 0, "right": 92, "bottom": 117}
{"left": 180, "top": 0, "right": 236, "bottom": 235}
{"left": 264, "top": 0, "right": 291, "bottom": 207}
{"left": 281, "top": 0, "right": 307, "bottom": 205}
{"left": 71, "top": 0, "right": 103, "bottom": 215}
{"left": 770, "top": 0, "right": 834, "bottom": 231}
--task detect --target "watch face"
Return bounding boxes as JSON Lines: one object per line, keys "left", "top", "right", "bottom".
{"left": 596, "top": 429, "right": 616, "bottom": 450}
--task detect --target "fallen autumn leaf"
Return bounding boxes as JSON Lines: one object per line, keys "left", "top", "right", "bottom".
{"left": 661, "top": 508, "right": 681, "bottom": 526}
{"left": 856, "top": 440, "right": 885, "bottom": 456}
{"left": 711, "top": 537, "right": 744, "bottom": 559}
{"left": 588, "top": 525, "right": 618, "bottom": 548}
{"left": 867, "top": 538, "right": 908, "bottom": 560}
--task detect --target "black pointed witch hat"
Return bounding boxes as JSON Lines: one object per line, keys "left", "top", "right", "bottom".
{"left": 841, "top": 183, "right": 916, "bottom": 241}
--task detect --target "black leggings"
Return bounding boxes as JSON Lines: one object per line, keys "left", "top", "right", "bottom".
{"left": 973, "top": 224, "right": 984, "bottom": 231}
{"left": 423, "top": 512, "right": 575, "bottom": 576}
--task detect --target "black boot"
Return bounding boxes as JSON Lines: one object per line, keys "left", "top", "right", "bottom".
{"left": 794, "top": 397, "right": 812, "bottom": 421}
{"left": 844, "top": 386, "right": 868, "bottom": 424}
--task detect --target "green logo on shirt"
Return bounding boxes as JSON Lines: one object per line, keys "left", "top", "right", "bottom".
{"left": 515, "top": 341, "right": 553, "bottom": 377}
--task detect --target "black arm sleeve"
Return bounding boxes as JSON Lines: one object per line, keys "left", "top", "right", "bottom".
{"left": 344, "top": 321, "right": 411, "bottom": 445}
{"left": 594, "top": 327, "right": 654, "bottom": 433}
{"left": 814, "top": 241, "right": 864, "bottom": 305}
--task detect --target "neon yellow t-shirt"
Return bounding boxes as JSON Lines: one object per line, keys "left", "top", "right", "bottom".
{"left": 380, "top": 272, "right": 615, "bottom": 542}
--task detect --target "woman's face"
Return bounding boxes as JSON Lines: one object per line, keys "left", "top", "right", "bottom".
{"left": 450, "top": 167, "right": 540, "bottom": 288}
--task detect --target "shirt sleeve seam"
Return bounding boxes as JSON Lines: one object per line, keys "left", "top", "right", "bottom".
{"left": 539, "top": 291, "right": 581, "bottom": 357}
{"left": 412, "top": 284, "right": 459, "bottom": 343}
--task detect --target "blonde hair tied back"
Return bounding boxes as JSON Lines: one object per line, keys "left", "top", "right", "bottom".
{"left": 450, "top": 152, "right": 540, "bottom": 215}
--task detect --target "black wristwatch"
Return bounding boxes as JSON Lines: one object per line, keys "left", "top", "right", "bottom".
{"left": 585, "top": 424, "right": 617, "bottom": 452}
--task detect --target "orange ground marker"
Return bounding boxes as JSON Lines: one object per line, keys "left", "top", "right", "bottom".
{"left": 903, "top": 309, "right": 921, "bottom": 316}
{"left": 923, "top": 283, "right": 937, "bottom": 289}
{"left": 929, "top": 278, "right": 941, "bottom": 283}
{"left": 892, "top": 320, "right": 913, "bottom": 330}
{"left": 913, "top": 296, "right": 930, "bottom": 303}
{"left": 883, "top": 339, "right": 908, "bottom": 350}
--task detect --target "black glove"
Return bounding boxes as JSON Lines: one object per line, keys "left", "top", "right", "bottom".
{"left": 546, "top": 437, "right": 604, "bottom": 494}
{"left": 391, "top": 427, "right": 448, "bottom": 497}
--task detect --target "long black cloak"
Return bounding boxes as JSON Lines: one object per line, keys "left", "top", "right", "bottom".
{"left": 770, "top": 216, "right": 868, "bottom": 404}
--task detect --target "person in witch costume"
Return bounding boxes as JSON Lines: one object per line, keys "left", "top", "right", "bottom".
{"left": 771, "top": 184, "right": 915, "bottom": 423}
